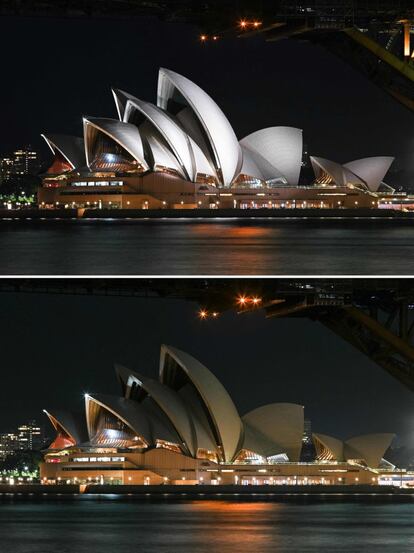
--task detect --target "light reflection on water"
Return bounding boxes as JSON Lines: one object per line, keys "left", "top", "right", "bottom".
{"left": 1, "top": 219, "right": 414, "bottom": 274}
{"left": 191, "top": 224, "right": 273, "bottom": 239}
{"left": 0, "top": 498, "right": 413, "bottom": 553}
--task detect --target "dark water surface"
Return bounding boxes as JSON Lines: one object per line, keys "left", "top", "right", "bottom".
{"left": 1, "top": 219, "right": 414, "bottom": 274}
{"left": 0, "top": 497, "right": 413, "bottom": 552}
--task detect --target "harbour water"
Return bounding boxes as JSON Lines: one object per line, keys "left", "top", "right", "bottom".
{"left": 0, "top": 497, "right": 413, "bottom": 552}
{"left": 1, "top": 219, "right": 414, "bottom": 275}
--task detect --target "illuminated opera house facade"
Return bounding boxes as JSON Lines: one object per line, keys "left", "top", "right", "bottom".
{"left": 40, "top": 345, "right": 396, "bottom": 486}
{"left": 38, "top": 68, "right": 396, "bottom": 211}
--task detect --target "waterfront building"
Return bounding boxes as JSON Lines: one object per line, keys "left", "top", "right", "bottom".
{"left": 1, "top": 146, "right": 40, "bottom": 188}
{"left": 0, "top": 420, "right": 45, "bottom": 460}
{"left": 0, "top": 432, "right": 19, "bottom": 460}
{"left": 12, "top": 147, "right": 40, "bottom": 176}
{"left": 0, "top": 156, "right": 14, "bottom": 183}
{"left": 0, "top": 421, "right": 45, "bottom": 460}
{"left": 17, "top": 421, "right": 44, "bottom": 451}
{"left": 40, "top": 346, "right": 396, "bottom": 486}
{"left": 303, "top": 419, "right": 312, "bottom": 445}
{"left": 38, "top": 68, "right": 396, "bottom": 210}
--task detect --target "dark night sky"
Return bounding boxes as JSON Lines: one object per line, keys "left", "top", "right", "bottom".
{"left": 0, "top": 290, "right": 412, "bottom": 446}
{"left": 0, "top": 15, "right": 413, "bottom": 183}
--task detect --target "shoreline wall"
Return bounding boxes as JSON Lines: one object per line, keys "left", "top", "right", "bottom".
{"left": 0, "top": 483, "right": 411, "bottom": 496}
{"left": 0, "top": 207, "right": 411, "bottom": 220}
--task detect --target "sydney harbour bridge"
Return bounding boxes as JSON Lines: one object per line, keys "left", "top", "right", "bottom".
{"left": 1, "top": 278, "right": 414, "bottom": 393}
{"left": 1, "top": 0, "right": 414, "bottom": 112}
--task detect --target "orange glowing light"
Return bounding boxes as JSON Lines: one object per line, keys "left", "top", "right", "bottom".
{"left": 239, "top": 20, "right": 247, "bottom": 28}
{"left": 253, "top": 21, "right": 262, "bottom": 27}
{"left": 212, "top": 312, "right": 219, "bottom": 318}
{"left": 200, "top": 34, "right": 207, "bottom": 41}
{"left": 195, "top": 500, "right": 274, "bottom": 513}
{"left": 238, "top": 296, "right": 247, "bottom": 305}
{"left": 212, "top": 35, "right": 219, "bottom": 41}
{"left": 199, "top": 310, "right": 208, "bottom": 319}
{"left": 252, "top": 297, "right": 261, "bottom": 305}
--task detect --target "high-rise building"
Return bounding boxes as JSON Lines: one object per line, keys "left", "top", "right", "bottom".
{"left": 17, "top": 420, "right": 44, "bottom": 451}
{"left": 0, "top": 432, "right": 19, "bottom": 460}
{"left": 301, "top": 142, "right": 309, "bottom": 167}
{"left": 12, "top": 147, "right": 40, "bottom": 176}
{"left": 303, "top": 419, "right": 312, "bottom": 444}
{"left": 0, "top": 421, "right": 47, "bottom": 462}
{"left": 300, "top": 419, "right": 316, "bottom": 462}
{"left": 0, "top": 146, "right": 40, "bottom": 187}
{"left": 0, "top": 156, "right": 14, "bottom": 183}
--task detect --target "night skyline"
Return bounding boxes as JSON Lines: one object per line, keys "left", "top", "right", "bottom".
{"left": 1, "top": 3, "right": 414, "bottom": 547}
{"left": 0, "top": 288, "right": 412, "bottom": 445}
{"left": 1, "top": 15, "right": 413, "bottom": 185}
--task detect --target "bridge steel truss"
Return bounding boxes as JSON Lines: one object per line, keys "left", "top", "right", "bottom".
{"left": 264, "top": 287, "right": 414, "bottom": 392}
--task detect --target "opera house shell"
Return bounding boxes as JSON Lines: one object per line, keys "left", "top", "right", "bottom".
{"left": 38, "top": 68, "right": 395, "bottom": 210}
{"left": 310, "top": 156, "right": 395, "bottom": 193}
{"left": 40, "top": 346, "right": 395, "bottom": 486}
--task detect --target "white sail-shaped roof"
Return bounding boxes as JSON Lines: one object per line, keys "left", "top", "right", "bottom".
{"left": 311, "top": 155, "right": 392, "bottom": 190}
{"left": 159, "top": 345, "right": 243, "bottom": 462}
{"left": 242, "top": 403, "right": 304, "bottom": 462}
{"left": 242, "top": 422, "right": 287, "bottom": 458}
{"left": 313, "top": 432, "right": 394, "bottom": 467}
{"left": 313, "top": 433, "right": 344, "bottom": 461}
{"left": 175, "top": 106, "right": 214, "bottom": 164}
{"left": 157, "top": 68, "right": 242, "bottom": 187}
{"left": 343, "top": 157, "right": 395, "bottom": 192}
{"left": 239, "top": 146, "right": 266, "bottom": 181}
{"left": 241, "top": 146, "right": 287, "bottom": 182}
{"left": 187, "top": 136, "right": 217, "bottom": 180}
{"left": 83, "top": 117, "right": 149, "bottom": 171}
{"left": 344, "top": 433, "right": 395, "bottom": 468}
{"left": 85, "top": 393, "right": 153, "bottom": 446}
{"left": 172, "top": 378, "right": 220, "bottom": 455}
{"left": 47, "top": 342, "right": 397, "bottom": 469}
{"left": 342, "top": 167, "right": 367, "bottom": 187}
{"left": 240, "top": 127, "right": 303, "bottom": 185}
{"left": 115, "top": 363, "right": 196, "bottom": 457}
{"left": 310, "top": 156, "right": 347, "bottom": 186}
{"left": 123, "top": 96, "right": 195, "bottom": 181}
{"left": 111, "top": 88, "right": 138, "bottom": 121}
{"left": 43, "top": 409, "right": 87, "bottom": 446}
{"left": 140, "top": 121, "right": 186, "bottom": 177}
{"left": 41, "top": 134, "right": 85, "bottom": 170}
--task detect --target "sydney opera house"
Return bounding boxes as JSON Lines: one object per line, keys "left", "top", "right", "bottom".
{"left": 38, "top": 68, "right": 397, "bottom": 211}
{"left": 40, "top": 345, "right": 396, "bottom": 486}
